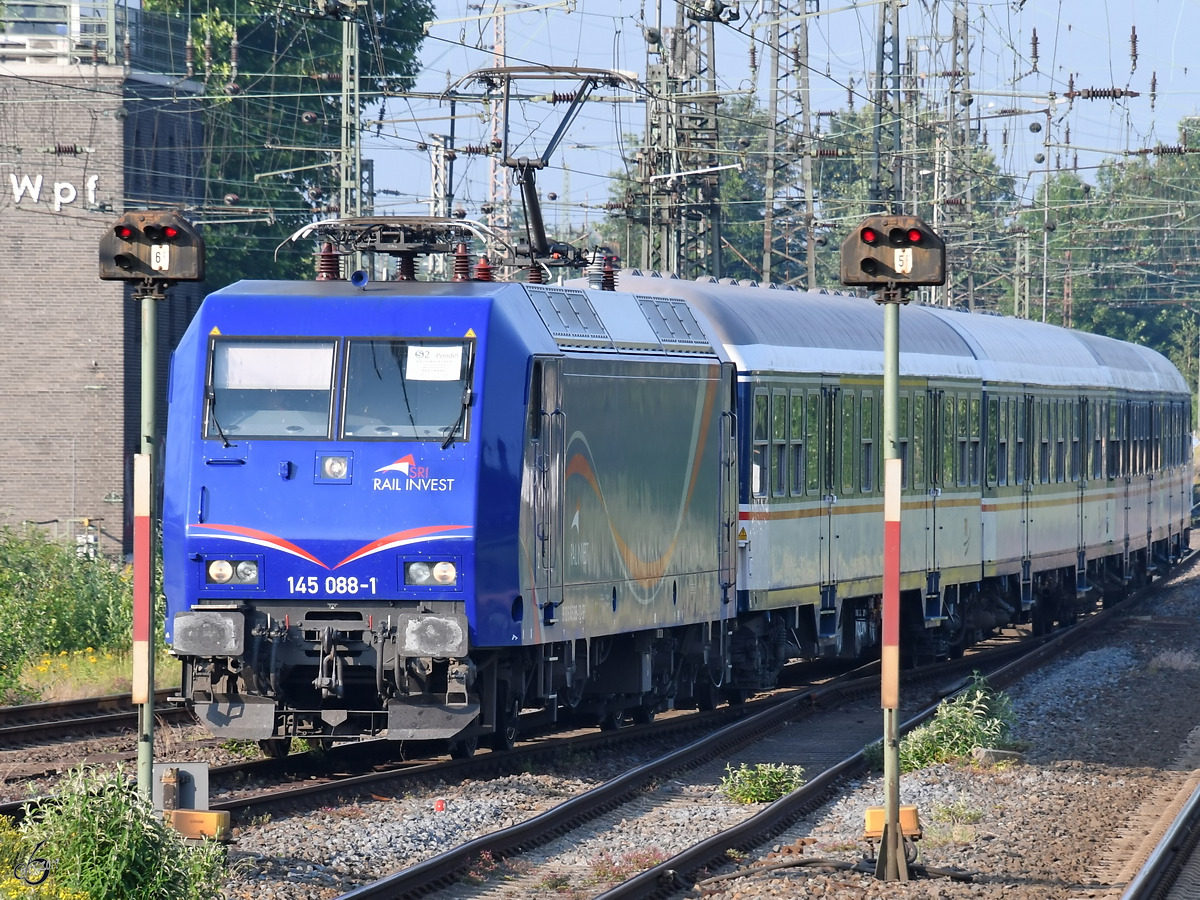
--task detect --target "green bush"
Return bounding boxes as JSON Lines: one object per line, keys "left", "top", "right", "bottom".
{"left": 865, "top": 673, "right": 1017, "bottom": 773}
{"left": 0, "top": 527, "right": 168, "bottom": 701}
{"left": 21, "top": 765, "right": 225, "bottom": 900}
{"left": 719, "top": 762, "right": 806, "bottom": 803}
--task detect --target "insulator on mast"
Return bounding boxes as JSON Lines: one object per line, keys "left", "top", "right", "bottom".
{"left": 1031, "top": 28, "right": 1039, "bottom": 72}
{"left": 1130, "top": 25, "right": 1138, "bottom": 73}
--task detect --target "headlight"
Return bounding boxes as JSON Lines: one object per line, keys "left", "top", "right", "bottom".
{"left": 406, "top": 562, "right": 432, "bottom": 584}
{"left": 405, "top": 560, "right": 458, "bottom": 586}
{"left": 207, "top": 560, "right": 233, "bottom": 583}
{"left": 235, "top": 560, "right": 259, "bottom": 583}
{"left": 321, "top": 455, "right": 349, "bottom": 479}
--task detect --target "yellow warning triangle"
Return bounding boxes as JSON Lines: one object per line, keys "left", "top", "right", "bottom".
{"left": 737, "top": 527, "right": 747, "bottom": 541}
{"left": 464, "top": 328, "right": 476, "bottom": 338}
{"left": 209, "top": 326, "right": 222, "bottom": 335}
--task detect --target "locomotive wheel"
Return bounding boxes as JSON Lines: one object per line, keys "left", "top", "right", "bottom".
{"left": 258, "top": 738, "right": 292, "bottom": 759}
{"left": 490, "top": 693, "right": 521, "bottom": 752}
{"left": 631, "top": 702, "right": 655, "bottom": 725}
{"left": 599, "top": 710, "right": 625, "bottom": 731}
{"left": 449, "top": 734, "right": 478, "bottom": 759}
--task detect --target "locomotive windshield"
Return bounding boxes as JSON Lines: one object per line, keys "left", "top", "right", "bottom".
{"left": 342, "top": 339, "right": 471, "bottom": 441}
{"left": 205, "top": 339, "right": 335, "bottom": 439}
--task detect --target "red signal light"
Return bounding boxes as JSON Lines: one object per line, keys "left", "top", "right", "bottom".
{"left": 115, "top": 224, "right": 134, "bottom": 240}
{"left": 162, "top": 225, "right": 180, "bottom": 240}
{"left": 861, "top": 227, "right": 880, "bottom": 245}
{"left": 906, "top": 228, "right": 923, "bottom": 243}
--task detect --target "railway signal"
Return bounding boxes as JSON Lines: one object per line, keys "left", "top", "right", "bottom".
{"left": 99, "top": 210, "right": 205, "bottom": 282}
{"left": 841, "top": 213, "right": 944, "bottom": 882}
{"left": 839, "top": 214, "right": 945, "bottom": 290}
{"left": 99, "top": 209, "right": 204, "bottom": 800}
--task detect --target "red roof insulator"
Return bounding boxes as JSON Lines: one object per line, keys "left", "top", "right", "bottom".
{"left": 315, "top": 243, "right": 341, "bottom": 281}
{"left": 601, "top": 257, "right": 616, "bottom": 291}
{"left": 474, "top": 256, "right": 494, "bottom": 282}
{"left": 396, "top": 252, "right": 416, "bottom": 281}
{"left": 451, "top": 242, "right": 471, "bottom": 282}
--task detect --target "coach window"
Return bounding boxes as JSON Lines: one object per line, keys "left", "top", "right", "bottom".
{"left": 1038, "top": 400, "right": 1050, "bottom": 484}
{"left": 1107, "top": 402, "right": 1119, "bottom": 477}
{"left": 986, "top": 397, "right": 999, "bottom": 486}
{"left": 942, "top": 394, "right": 955, "bottom": 487}
{"left": 912, "top": 393, "right": 926, "bottom": 487}
{"left": 955, "top": 396, "right": 968, "bottom": 487}
{"left": 1092, "top": 401, "right": 1104, "bottom": 479}
{"left": 969, "top": 397, "right": 981, "bottom": 485}
{"left": 805, "top": 391, "right": 821, "bottom": 494}
{"left": 899, "top": 393, "right": 911, "bottom": 487}
{"left": 772, "top": 390, "right": 788, "bottom": 497}
{"left": 860, "top": 393, "right": 875, "bottom": 492}
{"left": 752, "top": 389, "right": 769, "bottom": 497}
{"left": 1051, "top": 400, "right": 1060, "bottom": 482}
{"left": 1014, "top": 398, "right": 1026, "bottom": 484}
{"left": 206, "top": 338, "right": 336, "bottom": 439}
{"left": 1070, "top": 401, "right": 1081, "bottom": 481}
{"left": 790, "top": 391, "right": 805, "bottom": 495}
{"left": 1155, "top": 403, "right": 1164, "bottom": 472}
{"left": 841, "top": 391, "right": 856, "bottom": 495}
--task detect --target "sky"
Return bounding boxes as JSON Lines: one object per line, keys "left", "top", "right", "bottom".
{"left": 362, "top": 0, "right": 1200, "bottom": 241}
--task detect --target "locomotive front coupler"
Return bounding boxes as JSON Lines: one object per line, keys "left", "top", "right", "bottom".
{"left": 312, "top": 626, "right": 346, "bottom": 700}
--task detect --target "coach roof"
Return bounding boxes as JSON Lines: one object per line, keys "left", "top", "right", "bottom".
{"left": 609, "top": 273, "right": 1187, "bottom": 394}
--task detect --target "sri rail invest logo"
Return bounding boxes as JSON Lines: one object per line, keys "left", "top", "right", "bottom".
{"left": 373, "top": 454, "right": 455, "bottom": 492}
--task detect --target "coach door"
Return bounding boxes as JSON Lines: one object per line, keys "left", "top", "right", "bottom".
{"left": 925, "top": 388, "right": 945, "bottom": 588}
{"left": 1019, "top": 393, "right": 1035, "bottom": 606}
{"left": 817, "top": 383, "right": 839, "bottom": 630}
{"left": 531, "top": 357, "right": 565, "bottom": 626}
{"left": 717, "top": 363, "right": 738, "bottom": 610}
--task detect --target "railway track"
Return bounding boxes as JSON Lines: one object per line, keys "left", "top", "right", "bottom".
{"left": 0, "top": 688, "right": 191, "bottom": 746}
{"left": 1120, "top": 778, "right": 1200, "bottom": 900}
{"left": 321, "top": 553, "right": 1196, "bottom": 900}
{"left": 0, "top": 625, "right": 1024, "bottom": 825}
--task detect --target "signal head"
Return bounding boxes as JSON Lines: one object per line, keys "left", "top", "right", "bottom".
{"left": 144, "top": 222, "right": 180, "bottom": 242}
{"left": 861, "top": 226, "right": 880, "bottom": 245}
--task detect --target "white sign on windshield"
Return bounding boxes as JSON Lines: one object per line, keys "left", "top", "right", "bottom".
{"left": 407, "top": 344, "right": 462, "bottom": 381}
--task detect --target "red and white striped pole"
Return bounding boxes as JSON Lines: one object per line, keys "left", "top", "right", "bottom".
{"left": 133, "top": 453, "right": 155, "bottom": 798}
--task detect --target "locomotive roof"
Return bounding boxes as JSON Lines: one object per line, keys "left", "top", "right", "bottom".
{"left": 605, "top": 272, "right": 1187, "bottom": 395}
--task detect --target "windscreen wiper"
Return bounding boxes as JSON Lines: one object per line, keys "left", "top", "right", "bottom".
{"left": 206, "top": 386, "right": 235, "bottom": 448}
{"left": 441, "top": 343, "right": 475, "bottom": 450}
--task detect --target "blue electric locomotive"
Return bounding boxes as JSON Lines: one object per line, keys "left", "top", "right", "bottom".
{"left": 163, "top": 223, "right": 1192, "bottom": 755}
{"left": 163, "top": 270, "right": 738, "bottom": 754}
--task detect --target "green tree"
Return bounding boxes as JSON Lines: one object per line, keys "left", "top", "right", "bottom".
{"left": 146, "top": 0, "right": 433, "bottom": 289}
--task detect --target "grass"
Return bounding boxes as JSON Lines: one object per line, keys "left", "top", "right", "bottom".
{"left": 0, "top": 527, "right": 179, "bottom": 704}
{"left": 10, "top": 765, "right": 225, "bottom": 900}
{"left": 20, "top": 648, "right": 179, "bottom": 702}
{"left": 864, "top": 672, "right": 1018, "bottom": 773}
{"left": 719, "top": 762, "right": 806, "bottom": 803}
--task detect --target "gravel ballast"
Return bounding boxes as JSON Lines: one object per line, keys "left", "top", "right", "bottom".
{"left": 216, "top": 560, "right": 1200, "bottom": 900}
